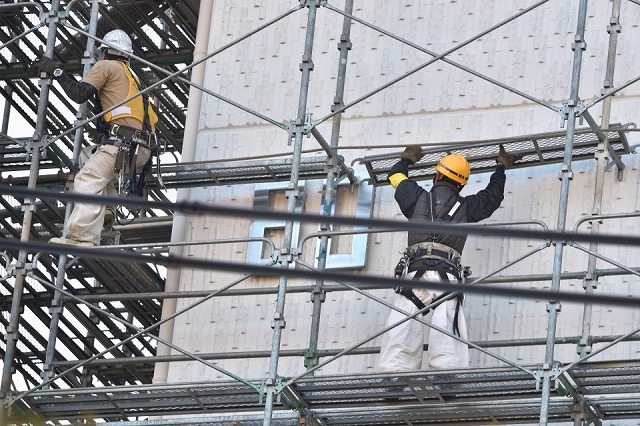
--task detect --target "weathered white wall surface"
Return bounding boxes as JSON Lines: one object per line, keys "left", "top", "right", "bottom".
{"left": 166, "top": 0, "right": 640, "bottom": 396}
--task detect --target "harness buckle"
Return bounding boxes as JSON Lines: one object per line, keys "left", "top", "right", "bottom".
{"left": 462, "top": 265, "right": 472, "bottom": 278}
{"left": 394, "top": 256, "right": 408, "bottom": 279}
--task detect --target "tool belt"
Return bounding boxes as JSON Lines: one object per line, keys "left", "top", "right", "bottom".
{"left": 99, "top": 125, "right": 159, "bottom": 197}
{"left": 407, "top": 242, "right": 461, "bottom": 267}
{"left": 101, "top": 124, "right": 156, "bottom": 150}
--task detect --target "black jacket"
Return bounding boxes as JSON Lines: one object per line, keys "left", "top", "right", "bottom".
{"left": 390, "top": 158, "right": 505, "bottom": 254}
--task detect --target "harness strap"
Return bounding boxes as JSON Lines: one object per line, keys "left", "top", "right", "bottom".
{"left": 453, "top": 296, "right": 463, "bottom": 336}
{"left": 400, "top": 257, "right": 464, "bottom": 335}
{"left": 426, "top": 190, "right": 465, "bottom": 243}
{"left": 93, "top": 93, "right": 111, "bottom": 140}
{"left": 128, "top": 144, "right": 139, "bottom": 192}
{"left": 132, "top": 75, "right": 153, "bottom": 134}
{"left": 412, "top": 258, "right": 453, "bottom": 282}
{"left": 395, "top": 287, "right": 428, "bottom": 315}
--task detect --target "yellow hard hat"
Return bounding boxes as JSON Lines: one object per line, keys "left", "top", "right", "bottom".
{"left": 434, "top": 154, "right": 470, "bottom": 185}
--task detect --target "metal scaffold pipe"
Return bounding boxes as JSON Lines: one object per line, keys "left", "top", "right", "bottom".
{"left": 578, "top": 0, "right": 622, "bottom": 362}
{"left": 306, "top": 0, "right": 354, "bottom": 374}
{"left": 540, "top": 0, "right": 589, "bottom": 423}
{"left": 263, "top": 1, "right": 320, "bottom": 424}
{"left": 40, "top": 0, "right": 101, "bottom": 390}
{"left": 0, "top": 0, "right": 63, "bottom": 419}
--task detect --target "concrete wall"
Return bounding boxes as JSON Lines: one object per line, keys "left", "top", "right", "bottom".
{"left": 166, "top": 0, "right": 640, "bottom": 385}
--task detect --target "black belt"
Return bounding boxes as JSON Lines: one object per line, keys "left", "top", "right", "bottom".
{"left": 111, "top": 125, "right": 150, "bottom": 145}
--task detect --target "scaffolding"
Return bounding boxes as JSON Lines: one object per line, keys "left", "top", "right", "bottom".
{"left": 0, "top": 1, "right": 639, "bottom": 425}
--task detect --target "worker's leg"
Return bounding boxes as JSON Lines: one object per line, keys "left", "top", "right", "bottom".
{"left": 102, "top": 146, "right": 151, "bottom": 228}
{"left": 67, "top": 145, "right": 118, "bottom": 245}
{"left": 427, "top": 271, "right": 469, "bottom": 369}
{"left": 378, "top": 275, "right": 435, "bottom": 372}
{"left": 82, "top": 144, "right": 117, "bottom": 227}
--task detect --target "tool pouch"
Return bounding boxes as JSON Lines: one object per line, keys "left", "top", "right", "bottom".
{"left": 115, "top": 147, "right": 130, "bottom": 175}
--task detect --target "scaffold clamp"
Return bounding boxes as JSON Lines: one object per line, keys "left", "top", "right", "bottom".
{"left": 574, "top": 100, "right": 588, "bottom": 117}
{"left": 546, "top": 301, "right": 562, "bottom": 313}
{"left": 300, "top": 0, "right": 327, "bottom": 7}
{"left": 534, "top": 369, "right": 543, "bottom": 391}
{"left": 35, "top": 134, "right": 57, "bottom": 153}
{"left": 550, "top": 363, "right": 564, "bottom": 385}
{"left": 303, "top": 113, "right": 315, "bottom": 136}
{"left": 571, "top": 34, "right": 587, "bottom": 52}
{"left": 2, "top": 393, "right": 18, "bottom": 409}
{"left": 0, "top": 252, "right": 13, "bottom": 280}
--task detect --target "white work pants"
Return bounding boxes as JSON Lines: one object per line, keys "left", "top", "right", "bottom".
{"left": 67, "top": 144, "right": 149, "bottom": 245}
{"left": 377, "top": 269, "right": 469, "bottom": 371}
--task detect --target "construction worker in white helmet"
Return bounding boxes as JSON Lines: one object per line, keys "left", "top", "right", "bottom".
{"left": 38, "top": 29, "right": 158, "bottom": 246}
{"left": 378, "top": 145, "right": 523, "bottom": 371}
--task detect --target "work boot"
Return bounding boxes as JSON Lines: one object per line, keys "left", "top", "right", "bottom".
{"left": 103, "top": 207, "right": 115, "bottom": 228}
{"left": 48, "top": 237, "right": 95, "bottom": 247}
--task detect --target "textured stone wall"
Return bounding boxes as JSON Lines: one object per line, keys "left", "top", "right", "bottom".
{"left": 167, "top": 0, "right": 640, "bottom": 384}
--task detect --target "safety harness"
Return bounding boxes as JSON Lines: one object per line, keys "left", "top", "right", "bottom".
{"left": 103, "top": 124, "right": 159, "bottom": 196}
{"left": 393, "top": 188, "right": 470, "bottom": 336}
{"left": 93, "top": 64, "right": 163, "bottom": 225}
{"left": 94, "top": 62, "right": 163, "bottom": 186}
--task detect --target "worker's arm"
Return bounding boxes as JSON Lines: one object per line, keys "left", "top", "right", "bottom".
{"left": 464, "top": 165, "right": 506, "bottom": 222}
{"left": 388, "top": 156, "right": 425, "bottom": 218}
{"left": 464, "top": 144, "right": 523, "bottom": 222}
{"left": 37, "top": 56, "right": 99, "bottom": 103}
{"left": 57, "top": 75, "right": 98, "bottom": 104}
{"left": 58, "top": 60, "right": 111, "bottom": 104}
{"left": 388, "top": 146, "right": 422, "bottom": 188}
{"left": 388, "top": 157, "right": 411, "bottom": 188}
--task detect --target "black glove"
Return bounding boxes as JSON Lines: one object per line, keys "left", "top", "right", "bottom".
{"left": 37, "top": 57, "right": 60, "bottom": 76}
{"left": 496, "top": 144, "right": 524, "bottom": 168}
{"left": 400, "top": 145, "right": 423, "bottom": 164}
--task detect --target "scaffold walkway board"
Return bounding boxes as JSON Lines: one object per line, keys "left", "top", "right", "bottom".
{"left": 14, "top": 360, "right": 640, "bottom": 424}
{"left": 151, "top": 155, "right": 336, "bottom": 189}
{"left": 357, "top": 125, "right": 633, "bottom": 186}
{"left": 83, "top": 256, "right": 165, "bottom": 294}
{"left": 0, "top": 136, "right": 62, "bottom": 172}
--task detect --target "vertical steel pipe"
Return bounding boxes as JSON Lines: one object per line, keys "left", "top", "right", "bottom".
{"left": 0, "top": 0, "right": 63, "bottom": 417}
{"left": 306, "top": 0, "right": 354, "bottom": 373}
{"left": 263, "top": 2, "right": 319, "bottom": 424}
{"left": 539, "top": 0, "right": 589, "bottom": 423}
{"left": 578, "top": 0, "right": 621, "bottom": 360}
{"left": 40, "top": 0, "right": 101, "bottom": 389}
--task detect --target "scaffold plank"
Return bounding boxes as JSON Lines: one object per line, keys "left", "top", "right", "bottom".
{"left": 356, "top": 125, "right": 633, "bottom": 186}
{"left": 12, "top": 361, "right": 640, "bottom": 424}
{"left": 152, "top": 155, "right": 336, "bottom": 188}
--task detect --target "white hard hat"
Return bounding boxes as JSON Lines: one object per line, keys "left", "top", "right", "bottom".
{"left": 100, "top": 29, "right": 133, "bottom": 57}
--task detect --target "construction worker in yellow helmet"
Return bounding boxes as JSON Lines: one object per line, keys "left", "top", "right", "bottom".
{"left": 378, "top": 145, "right": 523, "bottom": 371}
